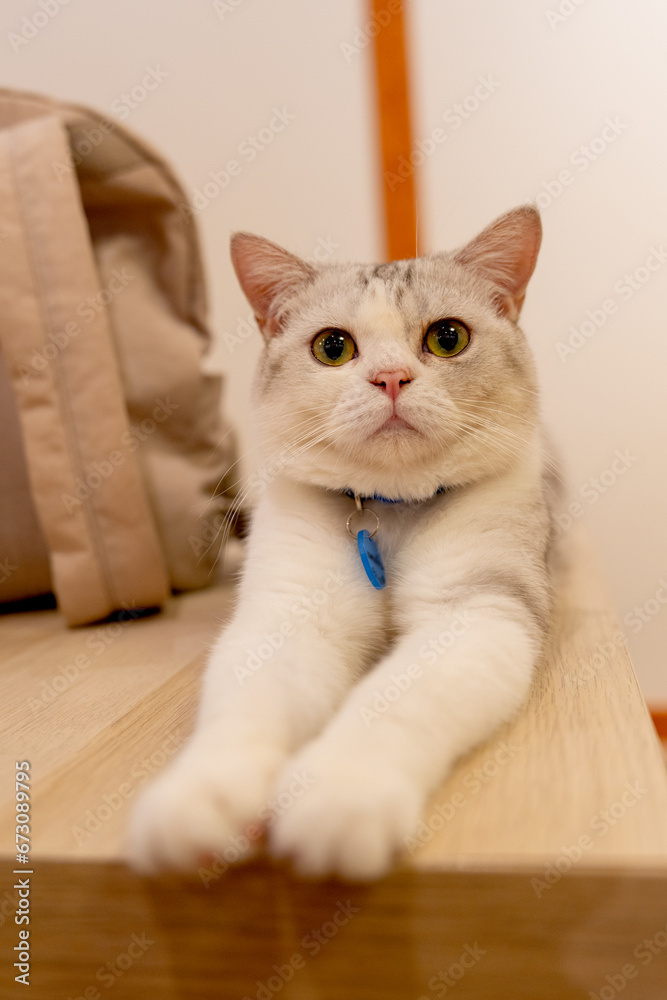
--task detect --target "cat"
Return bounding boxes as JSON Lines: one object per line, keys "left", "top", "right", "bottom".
{"left": 126, "top": 204, "right": 556, "bottom": 880}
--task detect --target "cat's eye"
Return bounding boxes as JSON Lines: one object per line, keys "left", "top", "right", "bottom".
{"left": 424, "top": 319, "right": 470, "bottom": 358}
{"left": 312, "top": 329, "right": 357, "bottom": 366}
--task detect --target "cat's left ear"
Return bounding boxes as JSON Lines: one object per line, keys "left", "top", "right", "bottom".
{"left": 230, "top": 233, "right": 315, "bottom": 340}
{"left": 452, "top": 205, "right": 542, "bottom": 320}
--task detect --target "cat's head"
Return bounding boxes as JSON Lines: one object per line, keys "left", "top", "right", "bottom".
{"left": 230, "top": 206, "right": 542, "bottom": 501}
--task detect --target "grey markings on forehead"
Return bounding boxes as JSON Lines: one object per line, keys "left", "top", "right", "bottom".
{"left": 369, "top": 260, "right": 415, "bottom": 283}
{"left": 372, "top": 262, "right": 399, "bottom": 280}
{"left": 395, "top": 262, "right": 414, "bottom": 305}
{"left": 361, "top": 259, "right": 417, "bottom": 304}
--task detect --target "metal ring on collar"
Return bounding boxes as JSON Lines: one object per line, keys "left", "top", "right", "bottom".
{"left": 346, "top": 506, "right": 380, "bottom": 539}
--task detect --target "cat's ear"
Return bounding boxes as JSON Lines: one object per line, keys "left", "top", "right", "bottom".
{"left": 452, "top": 205, "right": 542, "bottom": 320}
{"left": 230, "top": 233, "right": 315, "bottom": 340}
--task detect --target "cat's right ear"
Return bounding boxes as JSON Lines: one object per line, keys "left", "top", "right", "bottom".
{"left": 230, "top": 233, "right": 314, "bottom": 340}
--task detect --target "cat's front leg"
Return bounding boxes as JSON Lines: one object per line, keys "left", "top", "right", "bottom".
{"left": 270, "top": 598, "right": 547, "bottom": 880}
{"left": 125, "top": 484, "right": 385, "bottom": 872}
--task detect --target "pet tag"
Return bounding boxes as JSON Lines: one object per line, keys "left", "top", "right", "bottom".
{"left": 356, "top": 528, "right": 386, "bottom": 590}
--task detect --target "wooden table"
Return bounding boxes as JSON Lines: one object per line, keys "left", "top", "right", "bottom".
{"left": 1, "top": 526, "right": 667, "bottom": 999}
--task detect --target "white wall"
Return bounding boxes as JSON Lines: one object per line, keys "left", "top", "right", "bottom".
{"left": 2, "top": 0, "right": 665, "bottom": 698}
{"left": 1, "top": 0, "right": 381, "bottom": 475}
{"left": 410, "top": 0, "right": 667, "bottom": 700}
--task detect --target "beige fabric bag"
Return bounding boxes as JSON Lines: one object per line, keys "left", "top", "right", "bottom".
{"left": 0, "top": 89, "right": 238, "bottom": 625}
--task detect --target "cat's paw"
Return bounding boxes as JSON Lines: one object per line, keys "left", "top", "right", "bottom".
{"left": 124, "top": 739, "right": 284, "bottom": 873}
{"left": 268, "top": 744, "right": 422, "bottom": 880}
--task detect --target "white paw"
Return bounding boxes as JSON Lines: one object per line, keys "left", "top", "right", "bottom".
{"left": 269, "top": 743, "right": 422, "bottom": 880}
{"left": 124, "top": 738, "right": 284, "bottom": 873}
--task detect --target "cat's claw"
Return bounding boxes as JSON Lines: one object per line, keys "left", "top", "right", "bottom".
{"left": 268, "top": 745, "right": 422, "bottom": 881}
{"left": 124, "top": 740, "right": 283, "bottom": 873}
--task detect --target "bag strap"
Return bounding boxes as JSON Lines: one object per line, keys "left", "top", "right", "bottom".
{"left": 0, "top": 113, "right": 170, "bottom": 624}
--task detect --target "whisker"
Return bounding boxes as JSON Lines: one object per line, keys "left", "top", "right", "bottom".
{"left": 198, "top": 414, "right": 363, "bottom": 571}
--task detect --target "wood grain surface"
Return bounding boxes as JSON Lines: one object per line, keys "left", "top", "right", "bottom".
{"left": 1, "top": 524, "right": 666, "bottom": 997}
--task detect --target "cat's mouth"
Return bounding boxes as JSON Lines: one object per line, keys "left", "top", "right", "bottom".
{"left": 373, "top": 414, "right": 419, "bottom": 435}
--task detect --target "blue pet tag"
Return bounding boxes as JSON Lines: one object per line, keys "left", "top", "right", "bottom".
{"left": 357, "top": 529, "right": 386, "bottom": 590}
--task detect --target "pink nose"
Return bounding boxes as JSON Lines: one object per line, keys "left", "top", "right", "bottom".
{"left": 370, "top": 369, "right": 412, "bottom": 402}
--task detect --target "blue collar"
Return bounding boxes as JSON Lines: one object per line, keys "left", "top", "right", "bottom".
{"left": 342, "top": 485, "right": 447, "bottom": 505}
{"left": 342, "top": 485, "right": 448, "bottom": 591}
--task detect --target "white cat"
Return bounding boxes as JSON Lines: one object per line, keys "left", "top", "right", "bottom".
{"left": 126, "top": 205, "right": 556, "bottom": 880}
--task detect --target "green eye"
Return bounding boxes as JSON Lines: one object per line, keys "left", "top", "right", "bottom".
{"left": 312, "top": 329, "right": 356, "bottom": 366}
{"left": 424, "top": 319, "right": 470, "bottom": 358}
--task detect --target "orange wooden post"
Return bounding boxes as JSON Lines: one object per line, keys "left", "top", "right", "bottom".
{"left": 369, "top": 0, "right": 419, "bottom": 261}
